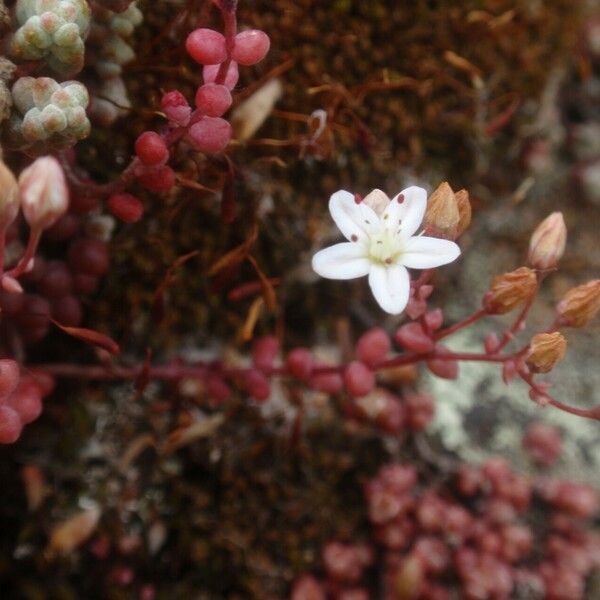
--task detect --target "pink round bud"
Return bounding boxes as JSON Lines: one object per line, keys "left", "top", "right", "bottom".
{"left": 244, "top": 369, "right": 271, "bottom": 402}
{"left": 394, "top": 322, "right": 434, "bottom": 354}
{"left": 137, "top": 165, "right": 176, "bottom": 193}
{"left": 0, "top": 359, "right": 20, "bottom": 400}
{"left": 231, "top": 30, "right": 270, "bottom": 66}
{"left": 195, "top": 83, "right": 232, "bottom": 117}
{"left": 186, "top": 28, "right": 227, "bottom": 65}
{"left": 252, "top": 335, "right": 279, "bottom": 371}
{"left": 135, "top": 132, "right": 169, "bottom": 166}
{"left": 108, "top": 193, "right": 144, "bottom": 223}
{"left": 188, "top": 117, "right": 232, "bottom": 154}
{"left": 0, "top": 405, "right": 22, "bottom": 444}
{"left": 161, "top": 90, "right": 191, "bottom": 127}
{"left": 356, "top": 327, "right": 390, "bottom": 367}
{"left": 344, "top": 361, "right": 375, "bottom": 397}
{"left": 18, "top": 156, "right": 69, "bottom": 231}
{"left": 203, "top": 62, "right": 239, "bottom": 90}
{"left": 286, "top": 348, "right": 313, "bottom": 380}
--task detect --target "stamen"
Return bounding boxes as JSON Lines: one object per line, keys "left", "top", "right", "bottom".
{"left": 354, "top": 193, "right": 362, "bottom": 204}
{"left": 385, "top": 258, "right": 393, "bottom": 264}
{"left": 397, "top": 194, "right": 405, "bottom": 204}
{"left": 351, "top": 234, "right": 358, "bottom": 242}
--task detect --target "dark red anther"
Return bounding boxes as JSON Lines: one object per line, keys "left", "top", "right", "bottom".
{"left": 354, "top": 193, "right": 363, "bottom": 204}
{"left": 397, "top": 194, "right": 405, "bottom": 203}
{"left": 351, "top": 234, "right": 358, "bottom": 242}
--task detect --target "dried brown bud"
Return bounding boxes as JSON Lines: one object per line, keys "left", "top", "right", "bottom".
{"left": 455, "top": 188, "right": 472, "bottom": 236}
{"left": 0, "top": 159, "right": 19, "bottom": 228}
{"left": 556, "top": 280, "right": 600, "bottom": 327}
{"left": 526, "top": 332, "right": 567, "bottom": 373}
{"left": 424, "top": 181, "right": 460, "bottom": 239}
{"left": 528, "top": 212, "right": 567, "bottom": 270}
{"left": 483, "top": 267, "right": 537, "bottom": 314}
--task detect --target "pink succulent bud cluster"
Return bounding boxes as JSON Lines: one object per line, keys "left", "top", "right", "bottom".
{"left": 291, "top": 459, "right": 600, "bottom": 599}
{"left": 0, "top": 360, "right": 54, "bottom": 444}
{"left": 134, "top": 10, "right": 271, "bottom": 194}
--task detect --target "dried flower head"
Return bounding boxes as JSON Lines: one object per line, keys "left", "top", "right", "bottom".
{"left": 483, "top": 267, "right": 537, "bottom": 314}
{"left": 528, "top": 212, "right": 567, "bottom": 270}
{"left": 312, "top": 187, "right": 460, "bottom": 314}
{"left": 556, "top": 280, "right": 600, "bottom": 327}
{"left": 526, "top": 332, "right": 567, "bottom": 373}
{"left": 454, "top": 189, "right": 472, "bottom": 237}
{"left": 424, "top": 182, "right": 460, "bottom": 239}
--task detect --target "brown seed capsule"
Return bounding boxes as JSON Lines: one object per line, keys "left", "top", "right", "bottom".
{"left": 556, "top": 280, "right": 600, "bottom": 327}
{"left": 526, "top": 332, "right": 567, "bottom": 373}
{"left": 528, "top": 212, "right": 567, "bottom": 270}
{"left": 424, "top": 182, "right": 460, "bottom": 239}
{"left": 455, "top": 189, "right": 472, "bottom": 236}
{"left": 483, "top": 267, "right": 537, "bottom": 314}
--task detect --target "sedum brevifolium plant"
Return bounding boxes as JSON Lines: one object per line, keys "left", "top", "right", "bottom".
{"left": 0, "top": 1, "right": 599, "bottom": 596}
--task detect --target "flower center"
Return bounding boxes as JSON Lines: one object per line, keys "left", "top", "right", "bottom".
{"left": 367, "top": 228, "right": 404, "bottom": 265}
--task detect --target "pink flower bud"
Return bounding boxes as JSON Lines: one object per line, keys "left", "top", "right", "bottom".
{"left": 203, "top": 62, "right": 239, "bottom": 90}
{"left": 18, "top": 157, "right": 69, "bottom": 231}
{"left": 107, "top": 193, "right": 144, "bottom": 223}
{"left": 394, "top": 322, "right": 434, "bottom": 353}
{"left": 286, "top": 347, "right": 313, "bottom": 380}
{"left": 344, "top": 361, "right": 375, "bottom": 397}
{"left": 356, "top": 327, "right": 390, "bottom": 366}
{"left": 188, "top": 117, "right": 232, "bottom": 154}
{"left": 528, "top": 212, "right": 566, "bottom": 270}
{"left": 252, "top": 335, "right": 279, "bottom": 371}
{"left": 161, "top": 90, "right": 191, "bottom": 127}
{"left": 195, "top": 83, "right": 232, "bottom": 117}
{"left": 135, "top": 132, "right": 169, "bottom": 166}
{"left": 231, "top": 30, "right": 270, "bottom": 66}
{"left": 186, "top": 28, "right": 227, "bottom": 65}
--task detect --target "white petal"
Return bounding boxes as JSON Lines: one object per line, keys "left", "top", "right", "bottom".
{"left": 391, "top": 186, "right": 427, "bottom": 238}
{"left": 312, "top": 243, "right": 370, "bottom": 280}
{"left": 362, "top": 189, "right": 389, "bottom": 217}
{"left": 368, "top": 264, "right": 411, "bottom": 315}
{"left": 401, "top": 236, "right": 461, "bottom": 269}
{"left": 329, "top": 189, "right": 380, "bottom": 242}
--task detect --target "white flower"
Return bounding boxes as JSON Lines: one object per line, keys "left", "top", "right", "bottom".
{"left": 312, "top": 187, "right": 461, "bottom": 315}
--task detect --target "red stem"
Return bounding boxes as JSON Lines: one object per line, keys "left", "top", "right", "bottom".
{"left": 6, "top": 228, "right": 42, "bottom": 279}
{"left": 435, "top": 308, "right": 487, "bottom": 341}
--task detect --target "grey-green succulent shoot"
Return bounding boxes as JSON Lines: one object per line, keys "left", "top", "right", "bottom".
{"left": 89, "top": 2, "right": 142, "bottom": 78}
{"left": 11, "top": 0, "right": 91, "bottom": 75}
{"left": 7, "top": 76, "right": 90, "bottom": 153}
